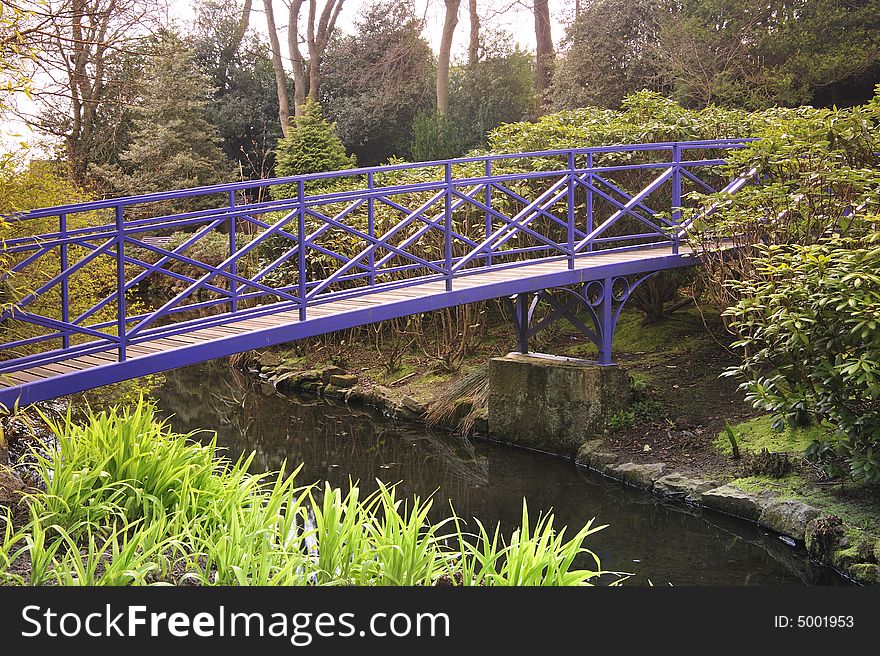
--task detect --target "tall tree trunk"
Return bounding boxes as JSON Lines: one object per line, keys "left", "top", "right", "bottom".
{"left": 263, "top": 0, "right": 291, "bottom": 136}
{"left": 533, "top": 0, "right": 554, "bottom": 114}
{"left": 289, "top": 0, "right": 307, "bottom": 115}
{"left": 303, "top": 0, "right": 346, "bottom": 103}
{"left": 437, "top": 0, "right": 461, "bottom": 116}
{"left": 468, "top": 0, "right": 479, "bottom": 68}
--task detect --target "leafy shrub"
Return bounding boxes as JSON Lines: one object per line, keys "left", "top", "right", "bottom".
{"left": 724, "top": 236, "right": 880, "bottom": 483}
{"left": 410, "top": 111, "right": 468, "bottom": 161}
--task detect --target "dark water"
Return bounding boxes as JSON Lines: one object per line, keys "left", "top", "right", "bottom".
{"left": 153, "top": 361, "right": 846, "bottom": 586}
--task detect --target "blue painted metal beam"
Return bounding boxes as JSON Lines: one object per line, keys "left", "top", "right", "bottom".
{"left": 0, "top": 139, "right": 752, "bottom": 408}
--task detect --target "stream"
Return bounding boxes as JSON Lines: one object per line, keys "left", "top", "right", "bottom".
{"left": 153, "top": 360, "right": 846, "bottom": 586}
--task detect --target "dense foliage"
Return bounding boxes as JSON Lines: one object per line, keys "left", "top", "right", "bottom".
{"left": 552, "top": 0, "right": 880, "bottom": 111}
{"left": 91, "top": 35, "right": 230, "bottom": 204}
{"left": 724, "top": 238, "right": 880, "bottom": 483}
{"left": 0, "top": 401, "right": 618, "bottom": 585}
{"left": 320, "top": 0, "right": 435, "bottom": 165}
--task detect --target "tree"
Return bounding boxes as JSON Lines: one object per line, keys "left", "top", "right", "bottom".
{"left": 262, "top": 0, "right": 291, "bottom": 135}
{"left": 262, "top": 0, "right": 345, "bottom": 136}
{"left": 437, "top": 0, "right": 461, "bottom": 116}
{"left": 271, "top": 97, "right": 355, "bottom": 198}
{"left": 467, "top": 0, "right": 479, "bottom": 69}
{"left": 320, "top": 0, "right": 434, "bottom": 164}
{"left": 1, "top": 1, "right": 38, "bottom": 116}
{"left": 13, "top": 0, "right": 167, "bottom": 183}
{"left": 656, "top": 0, "right": 880, "bottom": 109}
{"left": 93, "top": 35, "right": 230, "bottom": 202}
{"left": 191, "top": 1, "right": 282, "bottom": 182}
{"left": 532, "top": 0, "right": 554, "bottom": 113}
{"left": 451, "top": 33, "right": 534, "bottom": 149}
{"left": 551, "top": 0, "right": 664, "bottom": 110}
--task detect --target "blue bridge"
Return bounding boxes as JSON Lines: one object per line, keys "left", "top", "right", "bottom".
{"left": 0, "top": 139, "right": 753, "bottom": 408}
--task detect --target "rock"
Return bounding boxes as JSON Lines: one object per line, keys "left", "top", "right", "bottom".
{"left": 328, "top": 374, "right": 358, "bottom": 388}
{"left": 0, "top": 468, "right": 26, "bottom": 508}
{"left": 344, "top": 387, "right": 370, "bottom": 404}
{"left": 607, "top": 462, "right": 666, "bottom": 490}
{"left": 701, "top": 484, "right": 765, "bottom": 521}
{"left": 319, "top": 366, "right": 345, "bottom": 384}
{"left": 758, "top": 499, "right": 821, "bottom": 540}
{"left": 575, "top": 440, "right": 617, "bottom": 470}
{"left": 259, "top": 353, "right": 282, "bottom": 367}
{"left": 401, "top": 396, "right": 426, "bottom": 415}
{"left": 653, "top": 473, "right": 717, "bottom": 503}
{"left": 856, "top": 538, "right": 875, "bottom": 563}
{"left": 323, "top": 384, "right": 346, "bottom": 398}
{"left": 847, "top": 563, "right": 880, "bottom": 585}
{"left": 273, "top": 369, "right": 322, "bottom": 390}
{"left": 875, "top": 540, "right": 880, "bottom": 564}
{"left": 805, "top": 515, "right": 845, "bottom": 565}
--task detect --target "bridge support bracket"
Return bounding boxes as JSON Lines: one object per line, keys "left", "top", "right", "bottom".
{"left": 505, "top": 273, "right": 657, "bottom": 366}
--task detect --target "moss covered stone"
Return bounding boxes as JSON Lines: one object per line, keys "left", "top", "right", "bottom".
{"left": 653, "top": 473, "right": 717, "bottom": 503}
{"left": 757, "top": 499, "right": 821, "bottom": 540}
{"left": 488, "top": 354, "right": 630, "bottom": 456}
{"left": 701, "top": 484, "right": 766, "bottom": 521}
{"left": 608, "top": 462, "right": 666, "bottom": 490}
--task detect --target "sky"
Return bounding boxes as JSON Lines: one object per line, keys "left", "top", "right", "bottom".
{"left": 167, "top": 0, "right": 570, "bottom": 56}
{"left": 4, "top": 0, "right": 572, "bottom": 155}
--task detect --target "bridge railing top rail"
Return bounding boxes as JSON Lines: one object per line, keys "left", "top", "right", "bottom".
{"left": 4, "top": 138, "right": 756, "bottom": 223}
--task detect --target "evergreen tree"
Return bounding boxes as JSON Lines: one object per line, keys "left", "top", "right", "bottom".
{"left": 94, "top": 35, "right": 230, "bottom": 202}
{"left": 320, "top": 0, "right": 434, "bottom": 165}
{"left": 271, "top": 98, "right": 356, "bottom": 199}
{"left": 275, "top": 98, "right": 356, "bottom": 177}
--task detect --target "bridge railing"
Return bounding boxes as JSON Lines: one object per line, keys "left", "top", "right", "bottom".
{"left": 0, "top": 139, "right": 753, "bottom": 374}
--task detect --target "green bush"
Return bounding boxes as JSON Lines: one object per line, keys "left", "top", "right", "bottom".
{"left": 724, "top": 236, "right": 880, "bottom": 483}
{"left": 272, "top": 98, "right": 356, "bottom": 200}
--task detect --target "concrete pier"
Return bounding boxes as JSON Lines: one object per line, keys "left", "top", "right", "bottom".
{"left": 487, "top": 353, "right": 631, "bottom": 456}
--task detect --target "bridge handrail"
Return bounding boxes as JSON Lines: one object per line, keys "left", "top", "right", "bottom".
{"left": 0, "top": 138, "right": 756, "bottom": 375}
{"left": 3, "top": 138, "right": 755, "bottom": 222}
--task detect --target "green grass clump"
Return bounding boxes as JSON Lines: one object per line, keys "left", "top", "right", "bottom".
{"left": 713, "top": 415, "right": 830, "bottom": 456}
{"left": 0, "top": 400, "right": 622, "bottom": 586}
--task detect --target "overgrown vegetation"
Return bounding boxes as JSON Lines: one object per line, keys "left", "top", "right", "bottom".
{"left": 0, "top": 401, "right": 620, "bottom": 586}
{"left": 724, "top": 236, "right": 880, "bottom": 483}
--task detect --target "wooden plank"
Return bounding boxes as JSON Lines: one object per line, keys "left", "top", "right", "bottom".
{"left": 0, "top": 373, "right": 29, "bottom": 387}
{"left": 15, "top": 368, "right": 58, "bottom": 383}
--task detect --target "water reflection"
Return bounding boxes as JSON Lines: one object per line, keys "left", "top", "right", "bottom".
{"left": 153, "top": 361, "right": 844, "bottom": 586}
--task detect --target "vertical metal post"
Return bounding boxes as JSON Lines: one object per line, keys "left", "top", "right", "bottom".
{"left": 586, "top": 152, "right": 594, "bottom": 253}
{"left": 671, "top": 143, "right": 682, "bottom": 255}
{"left": 298, "top": 179, "right": 307, "bottom": 321}
{"left": 598, "top": 276, "right": 613, "bottom": 365}
{"left": 115, "top": 205, "right": 126, "bottom": 362}
{"left": 444, "top": 162, "right": 453, "bottom": 291}
{"left": 515, "top": 293, "right": 529, "bottom": 355}
{"left": 484, "top": 158, "right": 493, "bottom": 268}
{"left": 59, "top": 213, "right": 70, "bottom": 350}
{"left": 228, "top": 190, "right": 238, "bottom": 313}
{"left": 567, "top": 151, "right": 575, "bottom": 269}
{"left": 368, "top": 171, "right": 375, "bottom": 287}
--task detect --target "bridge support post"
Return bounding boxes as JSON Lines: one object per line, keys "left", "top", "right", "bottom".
{"left": 597, "top": 276, "right": 614, "bottom": 366}
{"left": 487, "top": 353, "right": 630, "bottom": 456}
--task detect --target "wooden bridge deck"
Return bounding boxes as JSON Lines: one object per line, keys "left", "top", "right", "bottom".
{"left": 0, "top": 242, "right": 701, "bottom": 406}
